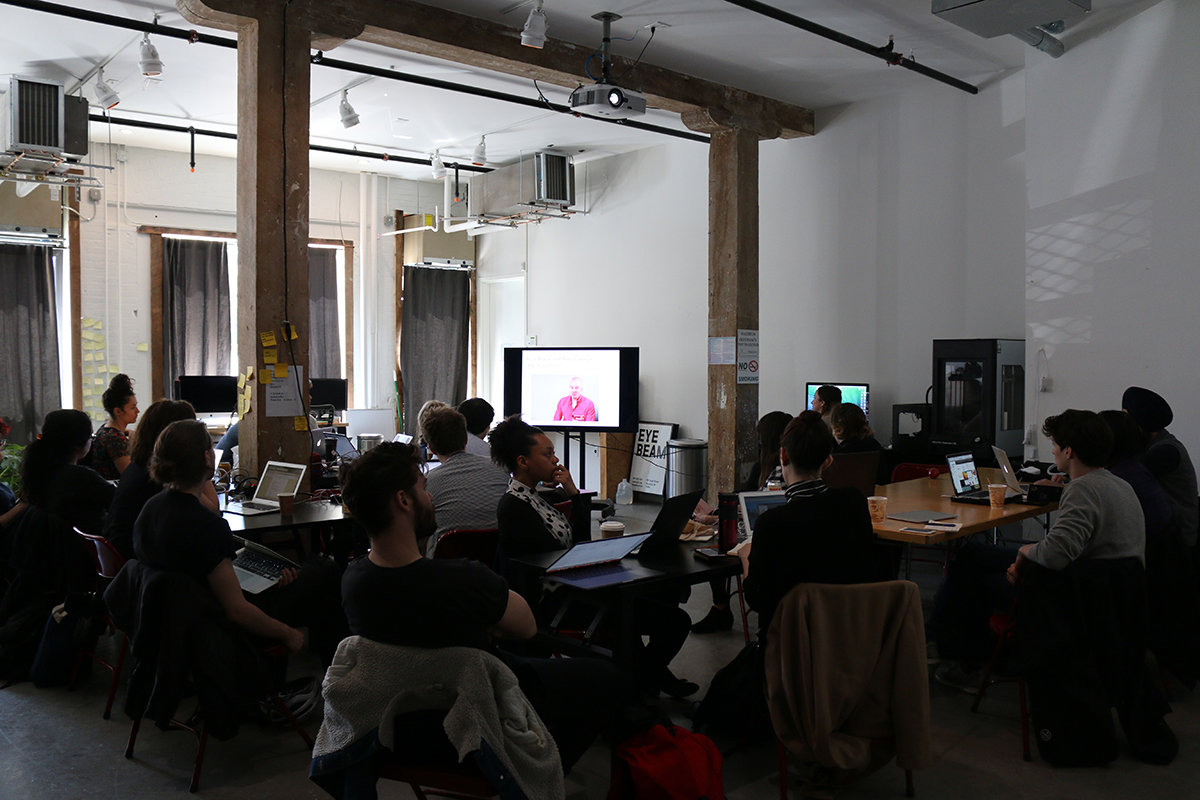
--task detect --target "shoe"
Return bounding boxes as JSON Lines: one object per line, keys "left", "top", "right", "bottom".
{"left": 658, "top": 674, "right": 700, "bottom": 699}
{"left": 691, "top": 605, "right": 734, "bottom": 634}
{"left": 934, "top": 662, "right": 982, "bottom": 695}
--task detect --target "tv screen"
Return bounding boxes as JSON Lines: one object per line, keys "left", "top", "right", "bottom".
{"left": 503, "top": 347, "right": 639, "bottom": 433}
{"left": 177, "top": 375, "right": 239, "bottom": 414}
{"left": 805, "top": 382, "right": 870, "bottom": 421}
{"left": 310, "top": 378, "right": 348, "bottom": 411}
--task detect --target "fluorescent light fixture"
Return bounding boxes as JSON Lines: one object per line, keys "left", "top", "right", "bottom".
{"left": 94, "top": 69, "right": 120, "bottom": 110}
{"left": 472, "top": 136, "right": 486, "bottom": 166}
{"left": 339, "top": 90, "right": 360, "bottom": 128}
{"left": 431, "top": 151, "right": 446, "bottom": 179}
{"left": 139, "top": 34, "right": 163, "bottom": 77}
{"left": 522, "top": 0, "right": 548, "bottom": 48}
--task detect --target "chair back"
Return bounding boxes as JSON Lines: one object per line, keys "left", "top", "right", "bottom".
{"left": 823, "top": 451, "right": 880, "bottom": 498}
{"left": 432, "top": 528, "right": 499, "bottom": 567}
{"left": 552, "top": 499, "right": 572, "bottom": 516}
{"left": 74, "top": 527, "right": 126, "bottom": 579}
{"left": 890, "top": 462, "right": 949, "bottom": 483}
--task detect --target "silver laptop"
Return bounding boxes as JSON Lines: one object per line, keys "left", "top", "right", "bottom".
{"left": 737, "top": 491, "right": 789, "bottom": 539}
{"left": 231, "top": 536, "right": 299, "bottom": 594}
{"left": 992, "top": 446, "right": 1029, "bottom": 495}
{"left": 225, "top": 460, "right": 307, "bottom": 516}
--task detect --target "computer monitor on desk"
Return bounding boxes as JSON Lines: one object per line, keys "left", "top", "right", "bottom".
{"left": 176, "top": 376, "right": 238, "bottom": 414}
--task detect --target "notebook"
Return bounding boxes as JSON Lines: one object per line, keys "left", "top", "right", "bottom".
{"left": 232, "top": 536, "right": 299, "bottom": 594}
{"left": 225, "top": 461, "right": 307, "bottom": 516}
{"left": 947, "top": 451, "right": 1018, "bottom": 506}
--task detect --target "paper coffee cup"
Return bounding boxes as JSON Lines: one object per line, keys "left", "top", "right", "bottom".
{"left": 867, "top": 496, "right": 887, "bottom": 523}
{"left": 278, "top": 494, "right": 295, "bottom": 515}
{"left": 599, "top": 520, "right": 625, "bottom": 538}
{"left": 988, "top": 484, "right": 1008, "bottom": 509}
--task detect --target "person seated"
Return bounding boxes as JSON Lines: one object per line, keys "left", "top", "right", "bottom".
{"left": 419, "top": 405, "right": 509, "bottom": 556}
{"left": 90, "top": 373, "right": 139, "bottom": 480}
{"left": 415, "top": 399, "right": 451, "bottom": 463}
{"left": 103, "top": 400, "right": 219, "bottom": 560}
{"left": 740, "top": 411, "right": 879, "bottom": 645}
{"left": 1099, "top": 409, "right": 1172, "bottom": 541}
{"left": 489, "top": 415, "right": 697, "bottom": 698}
{"left": 18, "top": 409, "right": 114, "bottom": 536}
{"left": 457, "top": 397, "right": 495, "bottom": 458}
{"left": 691, "top": 410, "right": 792, "bottom": 634}
{"left": 1122, "top": 387, "right": 1198, "bottom": 547}
{"left": 337, "top": 441, "right": 620, "bottom": 774}
{"left": 133, "top": 419, "right": 346, "bottom": 667}
{"left": 811, "top": 384, "right": 842, "bottom": 427}
{"left": 927, "top": 409, "right": 1145, "bottom": 690}
{"left": 830, "top": 403, "right": 883, "bottom": 455}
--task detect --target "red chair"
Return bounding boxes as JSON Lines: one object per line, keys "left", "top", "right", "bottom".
{"left": 970, "top": 603, "right": 1031, "bottom": 761}
{"left": 889, "top": 463, "right": 949, "bottom": 483}
{"left": 70, "top": 528, "right": 129, "bottom": 719}
{"left": 432, "top": 528, "right": 499, "bottom": 567}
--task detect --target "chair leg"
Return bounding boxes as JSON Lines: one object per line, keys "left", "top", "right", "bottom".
{"left": 1018, "top": 678, "right": 1031, "bottom": 762}
{"left": 735, "top": 575, "right": 751, "bottom": 645}
{"left": 125, "top": 717, "right": 142, "bottom": 759}
{"left": 971, "top": 632, "right": 1008, "bottom": 713}
{"left": 104, "top": 634, "right": 129, "bottom": 720}
{"left": 190, "top": 727, "right": 209, "bottom": 793}
{"left": 905, "top": 768, "right": 914, "bottom": 798}
{"left": 269, "top": 692, "right": 315, "bottom": 748}
{"left": 778, "top": 740, "right": 788, "bottom": 800}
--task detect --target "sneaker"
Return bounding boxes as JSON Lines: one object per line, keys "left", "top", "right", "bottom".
{"left": 934, "top": 662, "right": 982, "bottom": 695}
{"left": 691, "top": 605, "right": 734, "bottom": 634}
{"left": 658, "top": 673, "right": 700, "bottom": 699}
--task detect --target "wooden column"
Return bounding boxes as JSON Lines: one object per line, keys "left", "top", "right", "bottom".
{"left": 706, "top": 127, "right": 760, "bottom": 498}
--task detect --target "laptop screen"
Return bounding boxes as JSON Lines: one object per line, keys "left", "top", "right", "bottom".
{"left": 947, "top": 452, "right": 981, "bottom": 494}
{"left": 546, "top": 533, "right": 653, "bottom": 573}
{"left": 255, "top": 463, "right": 305, "bottom": 500}
{"left": 739, "top": 492, "right": 789, "bottom": 536}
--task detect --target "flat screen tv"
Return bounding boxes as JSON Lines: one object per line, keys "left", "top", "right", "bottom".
{"left": 805, "top": 382, "right": 870, "bottom": 421}
{"left": 176, "top": 375, "right": 239, "bottom": 414}
{"left": 503, "top": 347, "right": 639, "bottom": 433}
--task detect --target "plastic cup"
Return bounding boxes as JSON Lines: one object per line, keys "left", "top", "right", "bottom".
{"left": 278, "top": 494, "right": 295, "bottom": 515}
{"left": 988, "top": 484, "right": 1008, "bottom": 509}
{"left": 867, "top": 496, "right": 887, "bottom": 523}
{"left": 599, "top": 520, "right": 625, "bottom": 538}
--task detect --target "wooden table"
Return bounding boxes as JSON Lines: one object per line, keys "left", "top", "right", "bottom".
{"left": 873, "top": 473, "right": 1058, "bottom": 578}
{"left": 221, "top": 497, "right": 356, "bottom": 558}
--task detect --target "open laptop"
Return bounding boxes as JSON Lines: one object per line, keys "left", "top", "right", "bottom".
{"left": 225, "top": 461, "right": 307, "bottom": 515}
{"left": 947, "top": 451, "right": 1018, "bottom": 505}
{"left": 738, "top": 491, "right": 789, "bottom": 539}
{"left": 323, "top": 433, "right": 359, "bottom": 463}
{"left": 633, "top": 488, "right": 709, "bottom": 559}
{"left": 232, "top": 536, "right": 299, "bottom": 594}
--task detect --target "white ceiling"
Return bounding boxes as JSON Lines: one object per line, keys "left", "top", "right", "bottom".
{"left": 0, "top": 0, "right": 1154, "bottom": 179}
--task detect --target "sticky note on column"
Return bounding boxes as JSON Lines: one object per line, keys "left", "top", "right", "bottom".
{"left": 260, "top": 330, "right": 277, "bottom": 347}
{"left": 136, "top": 343, "right": 148, "bottom": 352}
{"left": 282, "top": 324, "right": 298, "bottom": 341}
{"left": 237, "top": 374, "right": 246, "bottom": 389}
{"left": 294, "top": 416, "right": 308, "bottom": 431}
{"left": 262, "top": 348, "right": 277, "bottom": 365}
{"left": 93, "top": 321, "right": 103, "bottom": 330}
{"left": 97, "top": 364, "right": 109, "bottom": 373}
{"left": 84, "top": 365, "right": 94, "bottom": 374}
{"left": 110, "top": 364, "right": 119, "bottom": 373}
{"left": 82, "top": 318, "right": 95, "bottom": 328}
{"left": 274, "top": 363, "right": 289, "bottom": 379}
{"left": 259, "top": 370, "right": 272, "bottom": 384}
{"left": 83, "top": 353, "right": 94, "bottom": 361}
{"left": 94, "top": 378, "right": 103, "bottom": 386}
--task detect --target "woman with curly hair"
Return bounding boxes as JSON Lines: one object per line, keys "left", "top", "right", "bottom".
{"left": 91, "top": 373, "right": 139, "bottom": 479}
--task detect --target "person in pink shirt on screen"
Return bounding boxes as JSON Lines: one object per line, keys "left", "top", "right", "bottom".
{"left": 553, "top": 378, "right": 597, "bottom": 422}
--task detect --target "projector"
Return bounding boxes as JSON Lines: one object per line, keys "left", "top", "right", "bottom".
{"left": 569, "top": 83, "right": 646, "bottom": 119}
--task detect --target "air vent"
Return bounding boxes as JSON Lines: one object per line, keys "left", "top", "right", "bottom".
{"left": 16, "top": 79, "right": 60, "bottom": 149}
{"left": 536, "top": 153, "right": 573, "bottom": 206}
{"left": 474, "top": 151, "right": 576, "bottom": 219}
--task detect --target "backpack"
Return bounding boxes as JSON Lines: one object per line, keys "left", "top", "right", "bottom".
{"left": 606, "top": 723, "right": 724, "bottom": 800}
{"left": 692, "top": 640, "right": 770, "bottom": 736}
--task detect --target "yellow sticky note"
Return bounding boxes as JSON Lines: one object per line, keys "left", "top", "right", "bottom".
{"left": 243, "top": 386, "right": 252, "bottom": 400}
{"left": 283, "top": 324, "right": 298, "bottom": 341}
{"left": 82, "top": 317, "right": 95, "bottom": 328}
{"left": 83, "top": 353, "right": 94, "bottom": 361}
{"left": 93, "top": 378, "right": 103, "bottom": 386}
{"left": 82, "top": 386, "right": 92, "bottom": 396}
{"left": 259, "top": 370, "right": 272, "bottom": 384}
{"left": 84, "top": 365, "right": 94, "bottom": 374}
{"left": 97, "top": 364, "right": 109, "bottom": 373}
{"left": 294, "top": 416, "right": 308, "bottom": 431}
{"left": 238, "top": 375, "right": 246, "bottom": 389}
{"left": 136, "top": 343, "right": 148, "bottom": 352}
{"left": 110, "top": 364, "right": 119, "bottom": 373}
{"left": 260, "top": 330, "right": 277, "bottom": 347}
{"left": 93, "top": 320, "right": 103, "bottom": 330}
{"left": 274, "top": 363, "right": 289, "bottom": 379}
{"left": 262, "top": 348, "right": 277, "bottom": 365}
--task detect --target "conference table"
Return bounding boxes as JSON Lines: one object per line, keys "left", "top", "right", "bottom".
{"left": 872, "top": 472, "right": 1059, "bottom": 578}
{"left": 220, "top": 496, "right": 356, "bottom": 558}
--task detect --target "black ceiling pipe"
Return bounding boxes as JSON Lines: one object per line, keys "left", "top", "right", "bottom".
{"left": 719, "top": 0, "right": 979, "bottom": 95}
{"left": 1, "top": 0, "right": 237, "bottom": 48}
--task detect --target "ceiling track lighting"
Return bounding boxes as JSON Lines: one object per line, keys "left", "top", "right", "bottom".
{"left": 522, "top": 0, "right": 548, "bottom": 49}
{"left": 139, "top": 33, "right": 163, "bottom": 77}
{"left": 472, "top": 136, "right": 486, "bottom": 166}
{"left": 94, "top": 68, "right": 120, "bottom": 110}
{"left": 431, "top": 151, "right": 446, "bottom": 179}
{"left": 339, "top": 89, "right": 360, "bottom": 128}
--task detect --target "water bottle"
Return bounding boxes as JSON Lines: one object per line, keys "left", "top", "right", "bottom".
{"left": 718, "top": 492, "right": 739, "bottom": 553}
{"left": 615, "top": 479, "right": 633, "bottom": 505}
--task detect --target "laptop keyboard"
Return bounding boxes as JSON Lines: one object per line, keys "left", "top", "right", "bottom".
{"left": 235, "top": 550, "right": 284, "bottom": 580}
{"left": 553, "top": 563, "right": 625, "bottom": 579}
{"left": 240, "top": 501, "right": 276, "bottom": 511}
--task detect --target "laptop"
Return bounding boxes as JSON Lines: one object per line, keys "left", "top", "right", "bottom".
{"left": 634, "top": 488, "right": 709, "bottom": 559}
{"left": 738, "top": 491, "right": 789, "bottom": 539}
{"left": 225, "top": 461, "right": 307, "bottom": 515}
{"left": 324, "top": 433, "right": 359, "bottom": 462}
{"left": 543, "top": 533, "right": 664, "bottom": 589}
{"left": 946, "top": 451, "right": 1018, "bottom": 505}
{"left": 212, "top": 448, "right": 225, "bottom": 478}
{"left": 231, "top": 536, "right": 299, "bottom": 594}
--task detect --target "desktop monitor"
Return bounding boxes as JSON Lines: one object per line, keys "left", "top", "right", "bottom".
{"left": 310, "top": 378, "right": 348, "bottom": 411}
{"left": 503, "top": 347, "right": 639, "bottom": 433}
{"left": 805, "top": 382, "right": 870, "bottom": 420}
{"left": 176, "top": 375, "right": 238, "bottom": 414}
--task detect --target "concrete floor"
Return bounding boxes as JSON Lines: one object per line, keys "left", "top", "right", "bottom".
{"left": 3, "top": 516, "right": 1198, "bottom": 798}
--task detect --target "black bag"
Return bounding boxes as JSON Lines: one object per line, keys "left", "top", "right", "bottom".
{"left": 1028, "top": 668, "right": 1119, "bottom": 767}
{"left": 30, "top": 605, "right": 82, "bottom": 688}
{"left": 692, "top": 641, "right": 770, "bottom": 735}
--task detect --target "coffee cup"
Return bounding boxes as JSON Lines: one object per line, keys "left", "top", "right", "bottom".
{"left": 599, "top": 520, "right": 625, "bottom": 538}
{"left": 867, "top": 496, "right": 887, "bottom": 523}
{"left": 988, "top": 484, "right": 1008, "bottom": 509}
{"left": 278, "top": 494, "right": 295, "bottom": 515}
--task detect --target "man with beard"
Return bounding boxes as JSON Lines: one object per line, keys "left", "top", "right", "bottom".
{"left": 337, "top": 442, "right": 620, "bottom": 774}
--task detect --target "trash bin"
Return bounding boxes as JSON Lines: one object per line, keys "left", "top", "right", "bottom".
{"left": 665, "top": 438, "right": 708, "bottom": 498}
{"left": 356, "top": 433, "right": 384, "bottom": 453}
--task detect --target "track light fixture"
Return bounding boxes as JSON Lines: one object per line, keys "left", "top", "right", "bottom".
{"left": 94, "top": 69, "right": 120, "bottom": 110}
{"left": 472, "top": 136, "right": 486, "bottom": 166}
{"left": 139, "top": 33, "right": 163, "bottom": 77}
{"left": 339, "top": 89, "right": 360, "bottom": 128}
{"left": 522, "top": 0, "right": 548, "bottom": 48}
{"left": 431, "top": 151, "right": 446, "bottom": 179}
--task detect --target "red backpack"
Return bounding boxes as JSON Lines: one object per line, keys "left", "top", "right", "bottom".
{"left": 607, "top": 724, "right": 725, "bottom": 800}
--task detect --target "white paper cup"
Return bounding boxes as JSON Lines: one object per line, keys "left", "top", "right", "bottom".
{"left": 867, "top": 496, "right": 887, "bottom": 523}
{"left": 599, "top": 520, "right": 625, "bottom": 538}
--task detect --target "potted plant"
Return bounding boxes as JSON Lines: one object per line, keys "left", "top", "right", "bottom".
{"left": 0, "top": 417, "right": 22, "bottom": 497}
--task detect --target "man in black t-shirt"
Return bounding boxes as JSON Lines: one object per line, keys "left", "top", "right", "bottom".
{"left": 338, "top": 443, "right": 620, "bottom": 772}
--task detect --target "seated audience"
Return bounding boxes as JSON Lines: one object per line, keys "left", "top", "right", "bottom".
{"left": 741, "top": 411, "right": 879, "bottom": 645}
{"left": 103, "top": 400, "right": 219, "bottom": 559}
{"left": 927, "top": 409, "right": 1145, "bottom": 689}
{"left": 1122, "top": 386, "right": 1198, "bottom": 547}
{"left": 490, "top": 415, "right": 696, "bottom": 697}
{"left": 19, "top": 409, "right": 114, "bottom": 535}
{"left": 1100, "top": 409, "right": 1172, "bottom": 541}
{"left": 458, "top": 397, "right": 495, "bottom": 458}
{"left": 133, "top": 420, "right": 346, "bottom": 666}
{"left": 415, "top": 399, "right": 450, "bottom": 462}
{"left": 419, "top": 405, "right": 509, "bottom": 556}
{"left": 831, "top": 403, "right": 883, "bottom": 454}
{"left": 338, "top": 441, "right": 620, "bottom": 773}
{"left": 811, "top": 384, "right": 841, "bottom": 427}
{"left": 691, "top": 410, "right": 791, "bottom": 635}
{"left": 90, "top": 373, "right": 139, "bottom": 480}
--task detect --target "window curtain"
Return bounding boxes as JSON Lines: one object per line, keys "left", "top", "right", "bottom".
{"left": 161, "top": 238, "right": 231, "bottom": 398}
{"left": 0, "top": 244, "right": 61, "bottom": 445}
{"left": 308, "top": 247, "right": 342, "bottom": 380}
{"left": 400, "top": 266, "right": 470, "bottom": 436}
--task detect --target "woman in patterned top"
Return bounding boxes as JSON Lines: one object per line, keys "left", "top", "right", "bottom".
{"left": 91, "top": 373, "right": 139, "bottom": 480}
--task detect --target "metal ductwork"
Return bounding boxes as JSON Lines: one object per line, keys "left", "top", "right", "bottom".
{"left": 933, "top": 0, "right": 1090, "bottom": 57}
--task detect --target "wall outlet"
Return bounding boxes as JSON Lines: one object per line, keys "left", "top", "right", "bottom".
{"left": 1039, "top": 375, "right": 1052, "bottom": 392}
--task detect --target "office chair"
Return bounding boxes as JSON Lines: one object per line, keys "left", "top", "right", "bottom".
{"left": 970, "top": 595, "right": 1031, "bottom": 761}
{"left": 432, "top": 528, "right": 499, "bottom": 568}
{"left": 70, "top": 528, "right": 129, "bottom": 719}
{"left": 823, "top": 452, "right": 880, "bottom": 498}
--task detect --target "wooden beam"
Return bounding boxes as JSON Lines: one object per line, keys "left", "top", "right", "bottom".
{"left": 342, "top": 240, "right": 354, "bottom": 406}
{"left": 395, "top": 211, "right": 405, "bottom": 434}
{"left": 148, "top": 233, "right": 165, "bottom": 402}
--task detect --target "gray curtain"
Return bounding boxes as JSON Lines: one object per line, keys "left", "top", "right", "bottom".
{"left": 308, "top": 246, "right": 342, "bottom": 380}
{"left": 162, "top": 238, "right": 231, "bottom": 398}
{"left": 400, "top": 265, "right": 470, "bottom": 436}
{"left": 0, "top": 244, "right": 61, "bottom": 445}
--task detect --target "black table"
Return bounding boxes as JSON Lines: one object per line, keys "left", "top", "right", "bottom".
{"left": 221, "top": 497, "right": 356, "bottom": 558}
{"left": 509, "top": 542, "right": 742, "bottom": 673}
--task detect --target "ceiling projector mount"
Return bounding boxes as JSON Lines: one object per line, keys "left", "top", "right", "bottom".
{"left": 569, "top": 12, "right": 646, "bottom": 119}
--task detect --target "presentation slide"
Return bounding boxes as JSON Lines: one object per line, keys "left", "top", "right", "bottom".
{"left": 521, "top": 349, "right": 621, "bottom": 427}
